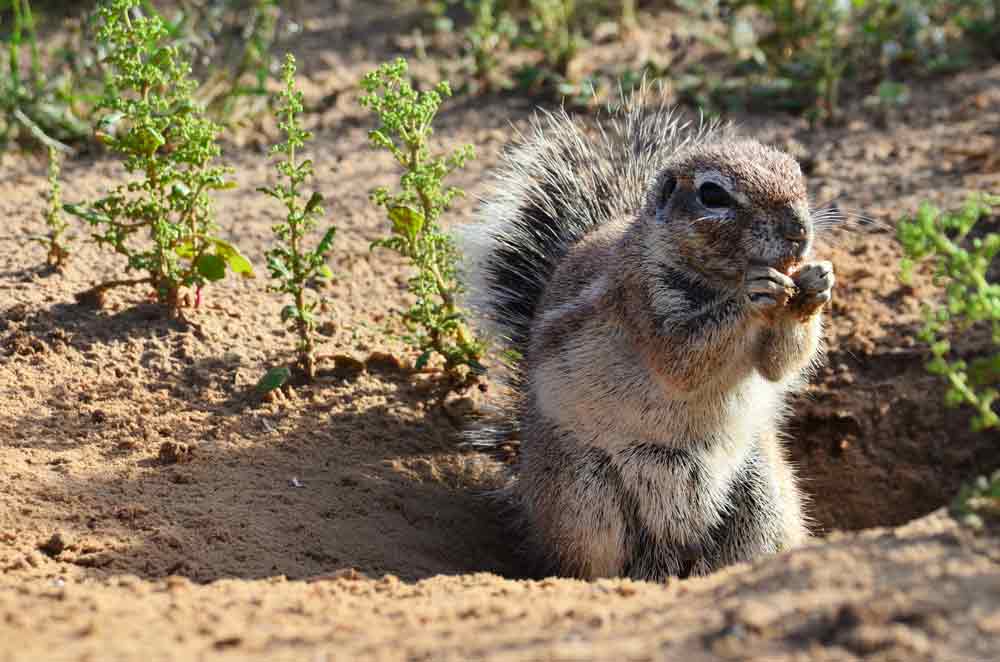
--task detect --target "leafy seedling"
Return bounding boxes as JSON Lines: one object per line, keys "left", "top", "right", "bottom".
{"left": 953, "top": 469, "right": 1000, "bottom": 530}
{"left": 0, "top": 0, "right": 92, "bottom": 150}
{"left": 65, "top": 0, "right": 252, "bottom": 312}
{"left": 899, "top": 193, "right": 1000, "bottom": 430}
{"left": 524, "top": 0, "right": 582, "bottom": 79}
{"left": 359, "top": 57, "right": 485, "bottom": 380}
{"left": 260, "top": 53, "right": 336, "bottom": 381}
{"left": 256, "top": 365, "right": 291, "bottom": 395}
{"left": 199, "top": 0, "right": 281, "bottom": 122}
{"left": 25, "top": 146, "right": 71, "bottom": 270}
{"left": 460, "top": 0, "right": 517, "bottom": 92}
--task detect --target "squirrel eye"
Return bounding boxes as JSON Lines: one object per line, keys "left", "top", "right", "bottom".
{"left": 698, "top": 182, "right": 733, "bottom": 209}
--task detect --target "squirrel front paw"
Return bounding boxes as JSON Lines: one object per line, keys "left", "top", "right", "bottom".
{"left": 746, "top": 265, "right": 796, "bottom": 319}
{"left": 746, "top": 261, "right": 834, "bottom": 321}
{"left": 788, "top": 260, "right": 835, "bottom": 319}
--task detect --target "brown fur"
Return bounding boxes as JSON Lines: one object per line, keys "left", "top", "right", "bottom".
{"left": 464, "top": 102, "right": 832, "bottom": 581}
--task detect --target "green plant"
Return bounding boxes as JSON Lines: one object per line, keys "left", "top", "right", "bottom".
{"left": 953, "top": 469, "right": 1000, "bottom": 530}
{"left": 359, "top": 57, "right": 484, "bottom": 378}
{"left": 0, "top": 0, "right": 91, "bottom": 149}
{"left": 862, "top": 79, "right": 910, "bottom": 126}
{"left": 235, "top": 0, "right": 279, "bottom": 97}
{"left": 524, "top": 0, "right": 581, "bottom": 78}
{"left": 199, "top": 0, "right": 280, "bottom": 120}
{"left": 416, "top": 0, "right": 456, "bottom": 33}
{"left": 728, "top": 0, "right": 852, "bottom": 122}
{"left": 461, "top": 0, "right": 517, "bottom": 91}
{"left": 256, "top": 364, "right": 291, "bottom": 395}
{"left": 436, "top": 1, "right": 648, "bottom": 102}
{"left": 899, "top": 193, "right": 1000, "bottom": 431}
{"left": 32, "top": 146, "right": 71, "bottom": 269}
{"left": 90, "top": 1, "right": 284, "bottom": 123}
{"left": 260, "top": 53, "right": 336, "bottom": 381}
{"left": 707, "top": 0, "right": 999, "bottom": 123}
{"left": 511, "top": 0, "right": 628, "bottom": 91}
{"left": 65, "top": 0, "right": 252, "bottom": 312}
{"left": 957, "top": 0, "right": 1000, "bottom": 57}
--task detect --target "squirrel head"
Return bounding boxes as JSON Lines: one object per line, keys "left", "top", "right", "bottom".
{"left": 640, "top": 137, "right": 811, "bottom": 287}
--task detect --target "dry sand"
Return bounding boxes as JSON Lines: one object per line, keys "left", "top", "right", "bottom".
{"left": 2, "top": 3, "right": 1000, "bottom": 660}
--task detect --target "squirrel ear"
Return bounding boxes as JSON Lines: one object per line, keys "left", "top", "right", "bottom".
{"left": 658, "top": 174, "right": 677, "bottom": 209}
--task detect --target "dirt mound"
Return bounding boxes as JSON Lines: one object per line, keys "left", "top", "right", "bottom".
{"left": 3, "top": 513, "right": 999, "bottom": 661}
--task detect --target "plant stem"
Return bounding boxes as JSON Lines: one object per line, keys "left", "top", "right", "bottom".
{"left": 76, "top": 276, "right": 155, "bottom": 306}
{"left": 178, "top": 176, "right": 211, "bottom": 290}
{"left": 10, "top": 0, "right": 23, "bottom": 93}
{"left": 621, "top": 0, "right": 636, "bottom": 31}
{"left": 21, "top": 0, "right": 41, "bottom": 90}
{"left": 291, "top": 117, "right": 313, "bottom": 378}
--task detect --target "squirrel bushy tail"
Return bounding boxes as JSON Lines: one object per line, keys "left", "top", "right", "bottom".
{"left": 460, "top": 92, "right": 825, "bottom": 580}
{"left": 461, "top": 94, "right": 717, "bottom": 361}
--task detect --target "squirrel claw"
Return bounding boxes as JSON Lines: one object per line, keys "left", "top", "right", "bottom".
{"left": 746, "top": 266, "right": 795, "bottom": 318}
{"left": 789, "top": 261, "right": 835, "bottom": 318}
{"left": 746, "top": 261, "right": 834, "bottom": 321}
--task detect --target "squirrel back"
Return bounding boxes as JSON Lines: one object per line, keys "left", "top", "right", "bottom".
{"left": 460, "top": 98, "right": 719, "bottom": 361}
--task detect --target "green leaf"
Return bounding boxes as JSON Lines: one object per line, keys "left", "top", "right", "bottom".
{"left": 317, "top": 264, "right": 334, "bottom": 279}
{"left": 94, "top": 132, "right": 117, "bottom": 147}
{"left": 212, "top": 239, "right": 254, "bottom": 277}
{"left": 63, "top": 204, "right": 110, "bottom": 225}
{"left": 304, "top": 191, "right": 324, "bottom": 217}
{"left": 256, "top": 366, "right": 290, "bottom": 394}
{"left": 316, "top": 227, "right": 337, "bottom": 256}
{"left": 133, "top": 126, "right": 166, "bottom": 155}
{"left": 196, "top": 254, "right": 227, "bottom": 281}
{"left": 175, "top": 240, "right": 196, "bottom": 258}
{"left": 96, "top": 112, "right": 124, "bottom": 133}
{"left": 281, "top": 305, "right": 315, "bottom": 324}
{"left": 257, "top": 185, "right": 282, "bottom": 200}
{"left": 267, "top": 254, "right": 293, "bottom": 280}
{"left": 414, "top": 350, "right": 432, "bottom": 370}
{"left": 207, "top": 176, "right": 237, "bottom": 190}
{"left": 388, "top": 205, "right": 424, "bottom": 238}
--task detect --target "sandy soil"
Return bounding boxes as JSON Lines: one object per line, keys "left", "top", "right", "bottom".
{"left": 2, "top": 2, "right": 1000, "bottom": 660}
{"left": 4, "top": 514, "right": 1000, "bottom": 662}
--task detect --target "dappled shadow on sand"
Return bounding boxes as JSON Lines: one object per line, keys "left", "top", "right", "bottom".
{"left": 13, "top": 368, "right": 522, "bottom": 583}
{"left": 3, "top": 300, "right": 521, "bottom": 582}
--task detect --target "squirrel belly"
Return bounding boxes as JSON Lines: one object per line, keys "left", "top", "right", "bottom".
{"left": 461, "top": 95, "right": 829, "bottom": 581}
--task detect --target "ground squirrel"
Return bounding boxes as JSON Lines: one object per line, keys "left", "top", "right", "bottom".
{"left": 461, "top": 95, "right": 834, "bottom": 581}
